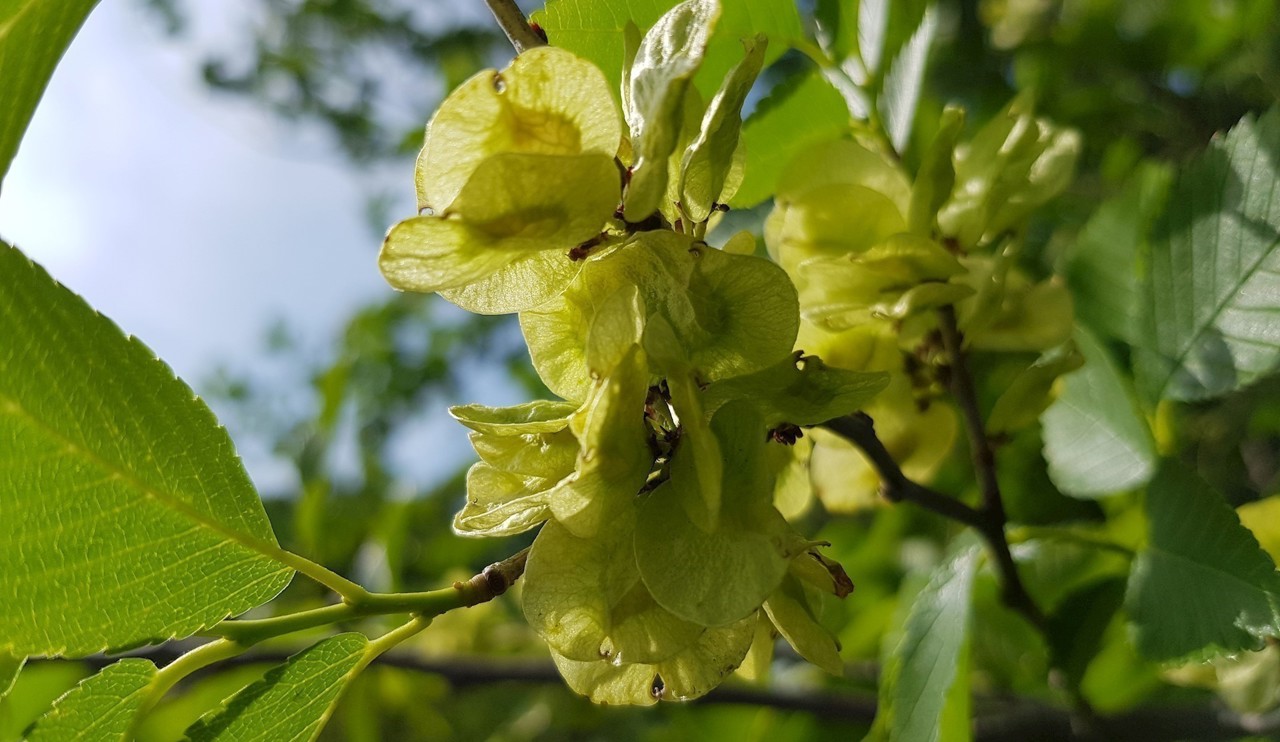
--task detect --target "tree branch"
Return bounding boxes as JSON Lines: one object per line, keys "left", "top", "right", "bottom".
{"left": 58, "top": 648, "right": 1280, "bottom": 741}
{"left": 819, "top": 409, "right": 1045, "bottom": 634}
{"left": 206, "top": 548, "right": 529, "bottom": 645}
{"left": 935, "top": 304, "right": 1045, "bottom": 630}
{"left": 483, "top": 0, "right": 547, "bottom": 54}
{"left": 820, "top": 412, "right": 986, "bottom": 529}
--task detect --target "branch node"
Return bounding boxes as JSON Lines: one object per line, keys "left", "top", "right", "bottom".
{"left": 484, "top": 0, "right": 548, "bottom": 54}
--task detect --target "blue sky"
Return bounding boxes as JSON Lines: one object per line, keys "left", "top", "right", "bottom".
{"left": 0, "top": 2, "right": 506, "bottom": 493}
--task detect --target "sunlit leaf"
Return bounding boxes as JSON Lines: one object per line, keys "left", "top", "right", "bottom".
{"left": 735, "top": 612, "right": 777, "bottom": 682}
{"left": 731, "top": 67, "right": 849, "bottom": 208}
{"left": 522, "top": 232, "right": 799, "bottom": 400}
{"left": 960, "top": 268, "right": 1074, "bottom": 353}
{"left": 449, "top": 399, "right": 578, "bottom": 435}
{"left": 679, "top": 35, "right": 766, "bottom": 221}
{"left": 858, "top": 0, "right": 889, "bottom": 75}
{"left": 438, "top": 249, "right": 585, "bottom": 315}
{"left": 1137, "top": 107, "right": 1280, "bottom": 401}
{"left": 1127, "top": 462, "right": 1280, "bottom": 661}
{"left": 416, "top": 46, "right": 621, "bottom": 212}
{"left": 0, "top": 0, "right": 99, "bottom": 192}
{"left": 0, "top": 243, "right": 291, "bottom": 657}
{"left": 453, "top": 462, "right": 556, "bottom": 537}
{"left": 939, "top": 96, "right": 1080, "bottom": 247}
{"left": 664, "top": 368, "right": 723, "bottom": 531}
{"left": 470, "top": 429, "right": 579, "bottom": 479}
{"left": 684, "top": 243, "right": 801, "bottom": 379}
{"left": 546, "top": 345, "right": 652, "bottom": 537}
{"left": 534, "top": 0, "right": 803, "bottom": 102}
{"left": 549, "top": 614, "right": 755, "bottom": 704}
{"left": 584, "top": 285, "right": 645, "bottom": 377}
{"left": 184, "top": 633, "right": 369, "bottom": 741}
{"left": 772, "top": 138, "right": 912, "bottom": 216}
{"left": 1042, "top": 327, "right": 1156, "bottom": 497}
{"left": 792, "top": 233, "right": 969, "bottom": 329}
{"left": 703, "top": 353, "right": 888, "bottom": 427}
{"left": 635, "top": 404, "right": 795, "bottom": 626}
{"left": 878, "top": 5, "right": 936, "bottom": 155}
{"left": 622, "top": 0, "right": 719, "bottom": 220}
{"left": 524, "top": 514, "right": 703, "bottom": 664}
{"left": 548, "top": 652, "right": 659, "bottom": 706}
{"left": 382, "top": 152, "right": 619, "bottom": 305}
{"left": 27, "top": 659, "right": 154, "bottom": 742}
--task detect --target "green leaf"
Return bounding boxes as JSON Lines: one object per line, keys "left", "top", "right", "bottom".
{"left": 1127, "top": 462, "right": 1280, "bottom": 661}
{"left": 0, "top": 243, "right": 292, "bottom": 657}
{"left": 584, "top": 285, "right": 645, "bottom": 376}
{"left": 664, "top": 368, "right": 723, "bottom": 530}
{"left": 679, "top": 34, "right": 766, "bottom": 222}
{"left": 730, "top": 67, "right": 849, "bottom": 209}
{"left": 1138, "top": 107, "right": 1280, "bottom": 401}
{"left": 534, "top": 0, "right": 803, "bottom": 103}
{"left": 1045, "top": 579, "right": 1127, "bottom": 694}
{"left": 908, "top": 106, "right": 963, "bottom": 235}
{"left": 522, "top": 232, "right": 798, "bottom": 401}
{"left": 453, "top": 463, "right": 555, "bottom": 537}
{"left": 1066, "top": 162, "right": 1172, "bottom": 345}
{"left": 683, "top": 244, "right": 801, "bottom": 379}
{"left": 0, "top": 0, "right": 99, "bottom": 192}
{"left": 771, "top": 138, "right": 912, "bottom": 216}
{"left": 635, "top": 404, "right": 795, "bottom": 627}
{"left": 987, "top": 342, "right": 1083, "bottom": 435}
{"left": 546, "top": 344, "right": 652, "bottom": 537}
{"left": 549, "top": 613, "right": 755, "bottom": 704}
{"left": 792, "top": 234, "right": 970, "bottom": 330}
{"left": 874, "top": 548, "right": 978, "bottom": 742}
{"left": 622, "top": 0, "right": 720, "bottom": 221}
{"left": 381, "top": 152, "right": 618, "bottom": 306}
{"left": 1041, "top": 327, "right": 1157, "bottom": 497}
{"left": 437, "top": 249, "right": 584, "bottom": 316}
{"left": 763, "top": 577, "right": 843, "bottom": 675}
{"left": 449, "top": 400, "right": 578, "bottom": 435}
{"left": 858, "top": 0, "right": 889, "bottom": 75}
{"left": 415, "top": 46, "right": 621, "bottom": 213}
{"left": 547, "top": 652, "right": 659, "bottom": 706}
{"left": 877, "top": 5, "right": 936, "bottom": 155}
{"left": 938, "top": 96, "right": 1079, "bottom": 248}
{"left": 523, "top": 514, "right": 703, "bottom": 664}
{"left": 470, "top": 429, "right": 579, "bottom": 479}
{"left": 184, "top": 633, "right": 369, "bottom": 742}
{"left": 27, "top": 659, "right": 154, "bottom": 742}
{"left": 703, "top": 353, "right": 888, "bottom": 427}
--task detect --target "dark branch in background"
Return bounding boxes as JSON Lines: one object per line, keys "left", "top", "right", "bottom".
{"left": 935, "top": 304, "right": 1046, "bottom": 631}
{"left": 484, "top": 0, "right": 547, "bottom": 54}
{"left": 52, "top": 647, "right": 1280, "bottom": 742}
{"left": 820, "top": 413, "right": 986, "bottom": 530}
{"left": 819, "top": 406, "right": 1043, "bottom": 632}
{"left": 822, "top": 303, "right": 1117, "bottom": 728}
{"left": 813, "top": 303, "right": 1061, "bottom": 644}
